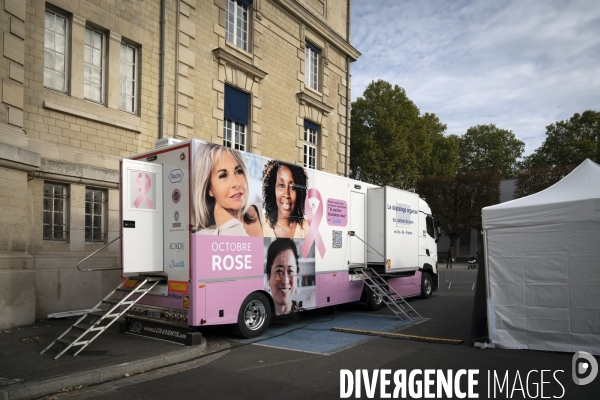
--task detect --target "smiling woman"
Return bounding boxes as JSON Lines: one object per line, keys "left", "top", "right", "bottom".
{"left": 192, "top": 143, "right": 263, "bottom": 236}
{"left": 262, "top": 160, "right": 309, "bottom": 238}
{"left": 265, "top": 238, "right": 305, "bottom": 315}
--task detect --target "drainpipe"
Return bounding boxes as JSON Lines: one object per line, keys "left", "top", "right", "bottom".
{"left": 158, "top": 0, "right": 166, "bottom": 139}
{"left": 344, "top": 0, "right": 352, "bottom": 177}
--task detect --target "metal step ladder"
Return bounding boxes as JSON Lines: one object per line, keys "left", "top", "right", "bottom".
{"left": 40, "top": 275, "right": 167, "bottom": 359}
{"left": 354, "top": 267, "right": 421, "bottom": 321}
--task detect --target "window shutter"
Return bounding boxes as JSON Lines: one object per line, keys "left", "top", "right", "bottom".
{"left": 304, "top": 120, "right": 319, "bottom": 132}
{"left": 224, "top": 85, "right": 249, "bottom": 126}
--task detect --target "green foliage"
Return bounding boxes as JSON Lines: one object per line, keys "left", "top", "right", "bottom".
{"left": 350, "top": 80, "right": 458, "bottom": 188}
{"left": 416, "top": 170, "right": 501, "bottom": 242}
{"left": 514, "top": 165, "right": 576, "bottom": 198}
{"left": 459, "top": 124, "right": 524, "bottom": 178}
{"left": 421, "top": 113, "right": 460, "bottom": 177}
{"left": 350, "top": 80, "right": 426, "bottom": 188}
{"left": 522, "top": 110, "right": 600, "bottom": 168}
{"left": 416, "top": 175, "right": 466, "bottom": 244}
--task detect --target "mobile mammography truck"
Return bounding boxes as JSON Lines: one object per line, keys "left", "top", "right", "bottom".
{"left": 120, "top": 139, "right": 439, "bottom": 338}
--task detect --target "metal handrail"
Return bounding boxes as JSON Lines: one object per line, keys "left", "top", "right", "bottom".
{"left": 77, "top": 235, "right": 123, "bottom": 272}
{"left": 348, "top": 231, "right": 386, "bottom": 260}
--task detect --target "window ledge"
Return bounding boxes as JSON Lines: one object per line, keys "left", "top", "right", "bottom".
{"left": 43, "top": 98, "right": 142, "bottom": 133}
{"left": 224, "top": 40, "right": 253, "bottom": 64}
{"left": 296, "top": 91, "right": 333, "bottom": 116}
{"left": 213, "top": 47, "right": 268, "bottom": 82}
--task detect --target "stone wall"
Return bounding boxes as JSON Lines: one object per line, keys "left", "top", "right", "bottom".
{"left": 0, "top": 0, "right": 358, "bottom": 329}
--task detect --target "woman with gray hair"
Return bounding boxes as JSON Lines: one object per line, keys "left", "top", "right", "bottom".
{"left": 192, "top": 142, "right": 262, "bottom": 236}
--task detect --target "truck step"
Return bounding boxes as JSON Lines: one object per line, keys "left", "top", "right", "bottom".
{"left": 355, "top": 267, "right": 422, "bottom": 321}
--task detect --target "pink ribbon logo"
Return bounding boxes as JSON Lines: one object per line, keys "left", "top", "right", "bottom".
{"left": 301, "top": 188, "right": 326, "bottom": 259}
{"left": 133, "top": 172, "right": 154, "bottom": 209}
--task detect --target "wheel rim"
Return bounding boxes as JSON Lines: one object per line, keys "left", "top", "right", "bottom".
{"left": 244, "top": 299, "right": 267, "bottom": 331}
{"left": 372, "top": 293, "right": 383, "bottom": 305}
{"left": 424, "top": 277, "right": 432, "bottom": 295}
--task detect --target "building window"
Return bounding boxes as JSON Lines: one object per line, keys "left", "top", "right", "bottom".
{"left": 223, "top": 85, "right": 250, "bottom": 151}
{"left": 224, "top": 119, "right": 246, "bottom": 151}
{"left": 44, "top": 10, "right": 68, "bottom": 92}
{"left": 305, "top": 42, "right": 320, "bottom": 91}
{"left": 120, "top": 43, "right": 138, "bottom": 114}
{"left": 303, "top": 120, "right": 319, "bottom": 169}
{"left": 85, "top": 188, "right": 106, "bottom": 242}
{"left": 84, "top": 27, "right": 105, "bottom": 103}
{"left": 43, "top": 183, "right": 68, "bottom": 241}
{"left": 226, "top": 0, "right": 249, "bottom": 51}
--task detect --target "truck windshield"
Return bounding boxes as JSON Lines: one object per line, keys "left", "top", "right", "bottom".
{"left": 426, "top": 216, "right": 435, "bottom": 238}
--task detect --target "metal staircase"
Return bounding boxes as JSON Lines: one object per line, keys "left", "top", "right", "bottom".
{"left": 354, "top": 267, "right": 421, "bottom": 321}
{"left": 41, "top": 275, "right": 166, "bottom": 359}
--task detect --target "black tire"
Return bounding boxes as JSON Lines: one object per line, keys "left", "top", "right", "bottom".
{"left": 421, "top": 272, "right": 433, "bottom": 299}
{"left": 235, "top": 292, "right": 271, "bottom": 338}
{"left": 366, "top": 287, "right": 384, "bottom": 311}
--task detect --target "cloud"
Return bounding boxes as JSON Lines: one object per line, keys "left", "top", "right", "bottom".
{"left": 351, "top": 0, "right": 600, "bottom": 155}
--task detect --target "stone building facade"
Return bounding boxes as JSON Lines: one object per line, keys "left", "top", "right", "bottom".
{"left": 0, "top": 0, "right": 359, "bottom": 329}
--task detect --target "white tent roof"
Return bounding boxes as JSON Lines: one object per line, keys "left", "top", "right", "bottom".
{"left": 483, "top": 159, "right": 600, "bottom": 229}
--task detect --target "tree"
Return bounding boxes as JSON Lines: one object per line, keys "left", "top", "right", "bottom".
{"left": 421, "top": 113, "right": 460, "bottom": 177}
{"left": 459, "top": 124, "right": 524, "bottom": 178}
{"left": 522, "top": 110, "right": 600, "bottom": 168}
{"left": 416, "top": 170, "right": 501, "bottom": 244}
{"left": 461, "top": 170, "right": 502, "bottom": 232}
{"left": 350, "top": 80, "right": 431, "bottom": 189}
{"left": 514, "top": 165, "right": 575, "bottom": 198}
{"left": 416, "top": 175, "right": 468, "bottom": 246}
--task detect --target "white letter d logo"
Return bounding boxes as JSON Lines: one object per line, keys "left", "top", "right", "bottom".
{"left": 572, "top": 351, "right": 598, "bottom": 385}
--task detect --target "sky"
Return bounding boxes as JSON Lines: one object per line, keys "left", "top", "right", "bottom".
{"left": 350, "top": 0, "right": 600, "bottom": 156}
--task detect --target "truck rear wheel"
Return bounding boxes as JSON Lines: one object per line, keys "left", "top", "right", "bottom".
{"left": 421, "top": 273, "right": 433, "bottom": 299}
{"left": 366, "top": 287, "right": 384, "bottom": 311}
{"left": 235, "top": 292, "right": 271, "bottom": 338}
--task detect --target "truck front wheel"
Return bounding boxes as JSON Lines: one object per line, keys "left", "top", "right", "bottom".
{"left": 421, "top": 273, "right": 433, "bottom": 299}
{"left": 235, "top": 292, "right": 271, "bottom": 338}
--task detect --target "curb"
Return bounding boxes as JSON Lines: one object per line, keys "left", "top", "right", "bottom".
{"left": 0, "top": 338, "right": 206, "bottom": 400}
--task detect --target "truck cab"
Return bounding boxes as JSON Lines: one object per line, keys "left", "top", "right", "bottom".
{"left": 418, "top": 198, "right": 440, "bottom": 293}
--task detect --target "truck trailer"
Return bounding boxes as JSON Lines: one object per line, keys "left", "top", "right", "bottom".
{"left": 118, "top": 139, "right": 440, "bottom": 338}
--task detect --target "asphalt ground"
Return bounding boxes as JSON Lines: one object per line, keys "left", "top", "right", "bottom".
{"left": 2, "top": 264, "right": 599, "bottom": 399}
{"left": 0, "top": 317, "right": 206, "bottom": 400}
{"left": 57, "top": 265, "right": 599, "bottom": 400}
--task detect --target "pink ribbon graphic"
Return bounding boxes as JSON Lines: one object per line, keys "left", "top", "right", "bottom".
{"left": 301, "top": 188, "right": 326, "bottom": 259}
{"left": 133, "top": 172, "right": 154, "bottom": 209}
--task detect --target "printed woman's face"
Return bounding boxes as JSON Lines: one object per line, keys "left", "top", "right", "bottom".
{"left": 208, "top": 151, "right": 247, "bottom": 213}
{"left": 275, "top": 166, "right": 296, "bottom": 219}
{"left": 268, "top": 249, "right": 298, "bottom": 310}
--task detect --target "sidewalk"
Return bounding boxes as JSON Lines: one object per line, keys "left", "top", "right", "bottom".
{"left": 0, "top": 317, "right": 206, "bottom": 400}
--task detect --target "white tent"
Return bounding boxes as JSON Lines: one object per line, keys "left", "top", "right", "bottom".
{"left": 482, "top": 159, "right": 600, "bottom": 355}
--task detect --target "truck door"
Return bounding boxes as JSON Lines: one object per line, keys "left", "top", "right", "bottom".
{"left": 121, "top": 159, "right": 164, "bottom": 275}
{"left": 350, "top": 191, "right": 366, "bottom": 264}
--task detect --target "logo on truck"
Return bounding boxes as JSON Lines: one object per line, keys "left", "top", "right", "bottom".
{"left": 132, "top": 172, "right": 155, "bottom": 209}
{"left": 172, "top": 189, "right": 181, "bottom": 204}
{"left": 169, "top": 169, "right": 184, "bottom": 183}
{"left": 169, "top": 242, "right": 184, "bottom": 252}
{"left": 302, "top": 188, "right": 326, "bottom": 259}
{"left": 169, "top": 260, "right": 185, "bottom": 268}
